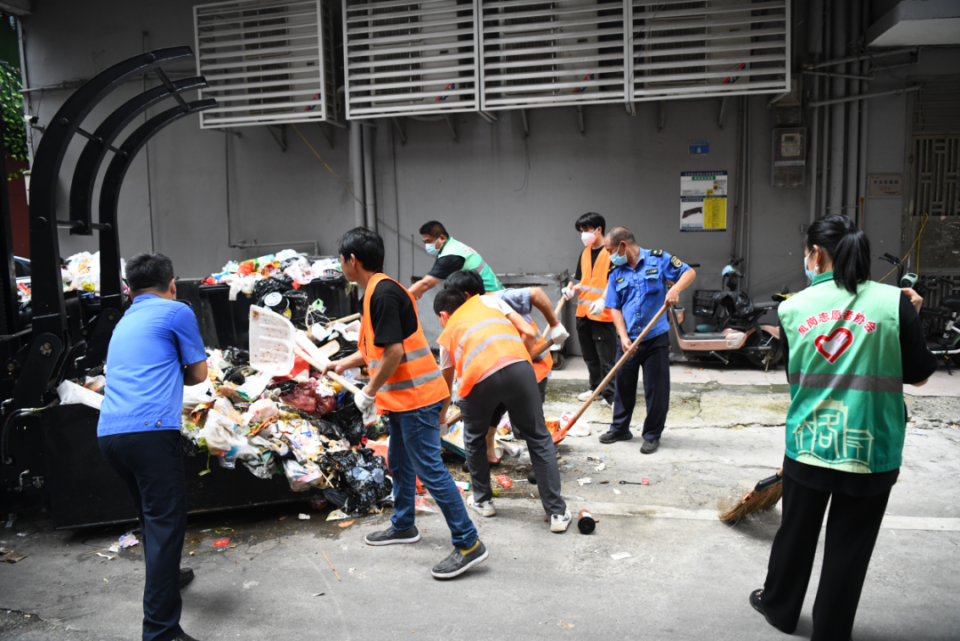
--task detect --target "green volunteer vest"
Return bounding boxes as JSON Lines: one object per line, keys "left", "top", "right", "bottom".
{"left": 779, "top": 272, "right": 904, "bottom": 473}
{"left": 438, "top": 237, "right": 504, "bottom": 292}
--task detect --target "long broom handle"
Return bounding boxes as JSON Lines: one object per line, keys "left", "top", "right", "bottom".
{"left": 325, "top": 312, "right": 361, "bottom": 328}
{"left": 555, "top": 305, "right": 668, "bottom": 439}
{"left": 539, "top": 297, "right": 567, "bottom": 340}
{"left": 443, "top": 338, "right": 555, "bottom": 426}
{"left": 293, "top": 346, "right": 363, "bottom": 396}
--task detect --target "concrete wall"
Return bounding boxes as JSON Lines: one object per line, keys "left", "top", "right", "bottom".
{"left": 20, "top": 1, "right": 960, "bottom": 345}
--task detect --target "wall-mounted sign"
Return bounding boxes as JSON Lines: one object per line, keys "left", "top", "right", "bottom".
{"left": 867, "top": 174, "right": 902, "bottom": 198}
{"left": 681, "top": 171, "right": 727, "bottom": 232}
{"left": 689, "top": 141, "right": 710, "bottom": 155}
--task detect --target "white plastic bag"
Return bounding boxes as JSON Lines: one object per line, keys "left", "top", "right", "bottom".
{"left": 183, "top": 379, "right": 216, "bottom": 409}
{"left": 57, "top": 380, "right": 103, "bottom": 410}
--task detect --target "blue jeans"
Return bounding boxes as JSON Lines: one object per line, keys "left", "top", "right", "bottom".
{"left": 387, "top": 400, "right": 478, "bottom": 550}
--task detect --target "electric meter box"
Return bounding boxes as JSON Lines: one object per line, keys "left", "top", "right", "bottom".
{"left": 772, "top": 127, "right": 807, "bottom": 187}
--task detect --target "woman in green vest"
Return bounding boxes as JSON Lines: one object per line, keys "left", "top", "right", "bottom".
{"left": 750, "top": 215, "right": 936, "bottom": 641}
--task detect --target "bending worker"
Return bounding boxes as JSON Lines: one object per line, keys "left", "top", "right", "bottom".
{"left": 444, "top": 271, "right": 570, "bottom": 465}
{"left": 597, "top": 226, "right": 696, "bottom": 454}
{"left": 433, "top": 287, "right": 571, "bottom": 532}
{"left": 563, "top": 212, "right": 616, "bottom": 406}
{"left": 750, "top": 215, "right": 936, "bottom": 640}
{"left": 323, "top": 227, "right": 487, "bottom": 580}
{"left": 409, "top": 221, "right": 504, "bottom": 299}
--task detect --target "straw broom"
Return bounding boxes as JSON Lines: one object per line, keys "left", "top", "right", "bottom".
{"left": 718, "top": 468, "right": 784, "bottom": 523}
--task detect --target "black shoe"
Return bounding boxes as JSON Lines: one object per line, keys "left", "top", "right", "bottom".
{"left": 640, "top": 438, "right": 660, "bottom": 454}
{"left": 599, "top": 430, "right": 633, "bottom": 444}
{"left": 173, "top": 634, "right": 200, "bottom": 641}
{"left": 749, "top": 589, "right": 796, "bottom": 634}
{"left": 431, "top": 540, "right": 488, "bottom": 579}
{"left": 365, "top": 526, "right": 420, "bottom": 546}
{"left": 178, "top": 568, "right": 195, "bottom": 590}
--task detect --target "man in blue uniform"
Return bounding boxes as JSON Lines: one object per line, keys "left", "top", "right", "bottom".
{"left": 596, "top": 227, "right": 696, "bottom": 454}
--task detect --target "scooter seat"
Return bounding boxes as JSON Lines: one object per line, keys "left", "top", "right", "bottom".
{"left": 941, "top": 295, "right": 960, "bottom": 312}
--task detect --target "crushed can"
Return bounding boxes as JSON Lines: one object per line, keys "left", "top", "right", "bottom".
{"left": 577, "top": 509, "right": 598, "bottom": 534}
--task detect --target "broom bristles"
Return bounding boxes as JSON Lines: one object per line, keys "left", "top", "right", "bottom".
{"left": 718, "top": 481, "right": 784, "bottom": 523}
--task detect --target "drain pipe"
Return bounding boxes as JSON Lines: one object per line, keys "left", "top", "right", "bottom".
{"left": 807, "top": 0, "right": 824, "bottom": 224}
{"left": 856, "top": 0, "right": 870, "bottom": 228}
{"left": 350, "top": 121, "right": 365, "bottom": 229}
{"left": 844, "top": 0, "right": 861, "bottom": 217}
{"left": 362, "top": 125, "right": 377, "bottom": 232}
{"left": 828, "top": 0, "right": 847, "bottom": 215}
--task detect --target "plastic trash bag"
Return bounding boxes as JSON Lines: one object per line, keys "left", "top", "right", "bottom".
{"left": 241, "top": 398, "right": 279, "bottom": 426}
{"left": 183, "top": 379, "right": 216, "bottom": 409}
{"left": 320, "top": 448, "right": 392, "bottom": 514}
{"left": 57, "top": 380, "right": 103, "bottom": 410}
{"left": 244, "top": 451, "right": 278, "bottom": 480}
{"left": 283, "top": 459, "right": 323, "bottom": 492}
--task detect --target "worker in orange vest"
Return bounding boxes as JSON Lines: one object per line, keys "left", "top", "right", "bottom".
{"left": 562, "top": 212, "right": 616, "bottom": 406}
{"left": 323, "top": 228, "right": 487, "bottom": 580}
{"left": 433, "top": 288, "right": 571, "bottom": 532}
{"left": 443, "top": 270, "right": 570, "bottom": 465}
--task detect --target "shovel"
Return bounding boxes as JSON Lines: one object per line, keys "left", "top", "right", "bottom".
{"left": 552, "top": 305, "right": 668, "bottom": 442}
{"left": 325, "top": 313, "right": 361, "bottom": 328}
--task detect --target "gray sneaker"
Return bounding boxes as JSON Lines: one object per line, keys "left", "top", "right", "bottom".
{"left": 431, "top": 540, "right": 488, "bottom": 579}
{"left": 365, "top": 525, "right": 420, "bottom": 546}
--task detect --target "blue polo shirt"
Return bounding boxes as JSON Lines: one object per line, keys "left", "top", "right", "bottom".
{"left": 605, "top": 248, "right": 690, "bottom": 342}
{"left": 97, "top": 295, "right": 207, "bottom": 436}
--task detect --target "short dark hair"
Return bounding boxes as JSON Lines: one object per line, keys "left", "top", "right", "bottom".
{"left": 433, "top": 288, "right": 466, "bottom": 316}
{"left": 606, "top": 226, "right": 635, "bottom": 246}
{"left": 807, "top": 215, "right": 871, "bottom": 294}
{"left": 338, "top": 227, "right": 384, "bottom": 272}
{"left": 126, "top": 253, "right": 175, "bottom": 294}
{"left": 419, "top": 221, "right": 448, "bottom": 238}
{"left": 444, "top": 270, "right": 485, "bottom": 296}
{"left": 575, "top": 212, "right": 605, "bottom": 233}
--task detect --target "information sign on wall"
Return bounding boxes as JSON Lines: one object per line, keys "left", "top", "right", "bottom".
{"left": 681, "top": 171, "right": 727, "bottom": 232}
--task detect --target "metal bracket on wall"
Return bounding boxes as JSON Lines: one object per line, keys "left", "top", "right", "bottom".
{"left": 392, "top": 117, "right": 406, "bottom": 146}
{"left": 444, "top": 115, "right": 458, "bottom": 143}
{"left": 267, "top": 124, "right": 287, "bottom": 152}
{"left": 479, "top": 111, "right": 498, "bottom": 125}
{"left": 809, "top": 84, "right": 921, "bottom": 108}
{"left": 316, "top": 122, "right": 333, "bottom": 149}
{"left": 521, "top": 109, "right": 529, "bottom": 137}
{"left": 718, "top": 96, "right": 730, "bottom": 129}
{"left": 576, "top": 105, "right": 584, "bottom": 136}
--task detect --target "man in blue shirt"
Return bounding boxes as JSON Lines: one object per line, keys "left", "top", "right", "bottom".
{"left": 98, "top": 253, "right": 207, "bottom": 641}
{"left": 596, "top": 227, "right": 696, "bottom": 454}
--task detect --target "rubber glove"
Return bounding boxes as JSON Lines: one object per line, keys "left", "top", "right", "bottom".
{"left": 561, "top": 286, "right": 576, "bottom": 301}
{"left": 588, "top": 299, "right": 605, "bottom": 316}
{"left": 355, "top": 388, "right": 378, "bottom": 425}
{"left": 547, "top": 323, "right": 570, "bottom": 345}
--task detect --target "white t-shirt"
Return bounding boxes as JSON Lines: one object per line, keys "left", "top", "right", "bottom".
{"left": 438, "top": 296, "right": 525, "bottom": 377}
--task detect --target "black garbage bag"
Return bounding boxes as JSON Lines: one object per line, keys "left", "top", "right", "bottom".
{"left": 325, "top": 391, "right": 388, "bottom": 445}
{"left": 329, "top": 339, "right": 358, "bottom": 361}
{"left": 221, "top": 347, "right": 250, "bottom": 367}
{"left": 321, "top": 448, "right": 392, "bottom": 514}
{"left": 284, "top": 289, "right": 309, "bottom": 329}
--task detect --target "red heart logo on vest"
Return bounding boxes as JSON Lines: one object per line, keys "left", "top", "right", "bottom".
{"left": 814, "top": 327, "right": 854, "bottom": 364}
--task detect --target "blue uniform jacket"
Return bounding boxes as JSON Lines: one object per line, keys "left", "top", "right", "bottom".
{"left": 605, "top": 249, "right": 690, "bottom": 341}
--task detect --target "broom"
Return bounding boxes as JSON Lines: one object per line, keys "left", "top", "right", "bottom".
{"left": 718, "top": 468, "right": 784, "bottom": 523}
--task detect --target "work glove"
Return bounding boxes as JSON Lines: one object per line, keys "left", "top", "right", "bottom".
{"left": 561, "top": 286, "right": 576, "bottom": 301}
{"left": 547, "top": 323, "right": 570, "bottom": 345}
{"left": 354, "top": 388, "right": 378, "bottom": 425}
{"left": 588, "top": 299, "right": 605, "bottom": 316}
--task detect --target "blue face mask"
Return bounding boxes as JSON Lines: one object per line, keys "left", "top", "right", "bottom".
{"left": 804, "top": 252, "right": 818, "bottom": 281}
{"left": 425, "top": 241, "right": 440, "bottom": 256}
{"left": 610, "top": 245, "right": 627, "bottom": 267}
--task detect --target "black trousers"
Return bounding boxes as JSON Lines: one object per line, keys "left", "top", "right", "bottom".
{"left": 576, "top": 317, "right": 616, "bottom": 403}
{"left": 460, "top": 361, "right": 566, "bottom": 517}
{"left": 610, "top": 331, "right": 671, "bottom": 440}
{"left": 762, "top": 474, "right": 890, "bottom": 641}
{"left": 99, "top": 430, "right": 187, "bottom": 641}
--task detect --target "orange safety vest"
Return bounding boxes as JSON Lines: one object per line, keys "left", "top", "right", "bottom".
{"left": 576, "top": 246, "right": 613, "bottom": 322}
{"left": 437, "top": 296, "right": 532, "bottom": 398}
{"left": 529, "top": 318, "right": 552, "bottom": 383}
{"left": 358, "top": 273, "right": 449, "bottom": 414}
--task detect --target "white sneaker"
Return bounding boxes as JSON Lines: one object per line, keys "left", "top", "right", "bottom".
{"left": 469, "top": 497, "right": 496, "bottom": 517}
{"left": 577, "top": 391, "right": 595, "bottom": 402}
{"left": 599, "top": 399, "right": 610, "bottom": 407}
{"left": 550, "top": 509, "right": 572, "bottom": 533}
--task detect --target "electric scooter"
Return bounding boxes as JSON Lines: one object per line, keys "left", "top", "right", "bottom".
{"left": 669, "top": 260, "right": 787, "bottom": 370}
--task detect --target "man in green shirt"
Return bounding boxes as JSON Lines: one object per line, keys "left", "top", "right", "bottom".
{"left": 409, "top": 221, "right": 504, "bottom": 299}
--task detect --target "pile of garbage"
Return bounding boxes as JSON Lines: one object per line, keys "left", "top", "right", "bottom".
{"left": 201, "top": 249, "right": 343, "bottom": 303}
{"left": 17, "top": 251, "right": 127, "bottom": 306}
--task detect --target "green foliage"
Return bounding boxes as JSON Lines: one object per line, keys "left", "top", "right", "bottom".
{"left": 0, "top": 59, "right": 27, "bottom": 179}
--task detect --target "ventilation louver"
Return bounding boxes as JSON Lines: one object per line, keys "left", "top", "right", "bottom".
{"left": 479, "top": 0, "right": 627, "bottom": 110}
{"left": 631, "top": 0, "right": 790, "bottom": 102}
{"left": 344, "top": 0, "right": 481, "bottom": 118}
{"left": 194, "top": 0, "right": 337, "bottom": 128}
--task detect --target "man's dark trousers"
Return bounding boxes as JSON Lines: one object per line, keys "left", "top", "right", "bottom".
{"left": 99, "top": 430, "right": 187, "bottom": 641}
{"left": 610, "top": 331, "right": 670, "bottom": 440}
{"left": 576, "top": 317, "right": 616, "bottom": 403}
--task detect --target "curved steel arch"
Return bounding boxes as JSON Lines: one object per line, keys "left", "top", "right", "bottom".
{"left": 98, "top": 99, "right": 217, "bottom": 311}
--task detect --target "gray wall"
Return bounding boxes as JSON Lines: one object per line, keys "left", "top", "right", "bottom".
{"left": 20, "top": 1, "right": 960, "bottom": 340}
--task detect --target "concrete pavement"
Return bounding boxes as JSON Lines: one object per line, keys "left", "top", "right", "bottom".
{"left": 1, "top": 368, "right": 958, "bottom": 640}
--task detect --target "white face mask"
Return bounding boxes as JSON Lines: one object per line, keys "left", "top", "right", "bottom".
{"left": 581, "top": 231, "right": 596, "bottom": 246}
